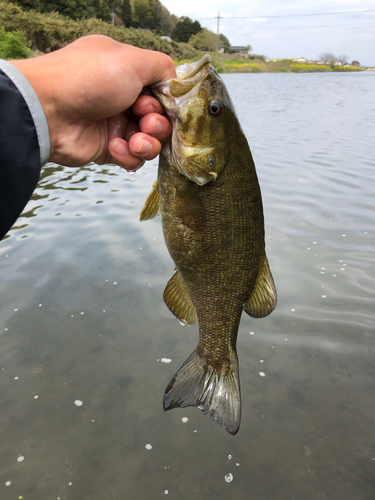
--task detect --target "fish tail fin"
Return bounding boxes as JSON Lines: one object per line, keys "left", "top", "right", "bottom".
{"left": 163, "top": 350, "right": 241, "bottom": 435}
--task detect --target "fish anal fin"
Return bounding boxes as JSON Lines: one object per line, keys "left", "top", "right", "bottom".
{"left": 163, "top": 270, "right": 197, "bottom": 326}
{"left": 163, "top": 350, "right": 241, "bottom": 435}
{"left": 243, "top": 255, "right": 277, "bottom": 318}
{"left": 139, "top": 180, "right": 160, "bottom": 221}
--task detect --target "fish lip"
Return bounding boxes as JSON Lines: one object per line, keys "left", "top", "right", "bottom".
{"left": 176, "top": 54, "right": 212, "bottom": 80}
{"left": 151, "top": 54, "right": 212, "bottom": 104}
{"left": 152, "top": 54, "right": 212, "bottom": 90}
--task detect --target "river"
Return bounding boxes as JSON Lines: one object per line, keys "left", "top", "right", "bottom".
{"left": 0, "top": 70, "right": 374, "bottom": 499}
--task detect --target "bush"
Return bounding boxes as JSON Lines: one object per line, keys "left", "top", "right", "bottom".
{"left": 0, "top": 26, "right": 29, "bottom": 59}
{"left": 0, "top": 1, "right": 199, "bottom": 60}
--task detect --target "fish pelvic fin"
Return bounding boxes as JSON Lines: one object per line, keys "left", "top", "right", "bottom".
{"left": 243, "top": 254, "right": 277, "bottom": 318}
{"left": 163, "top": 350, "right": 241, "bottom": 435}
{"left": 163, "top": 270, "right": 197, "bottom": 326}
{"left": 139, "top": 180, "right": 160, "bottom": 221}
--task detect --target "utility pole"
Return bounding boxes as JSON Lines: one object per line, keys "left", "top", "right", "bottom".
{"left": 215, "top": 12, "right": 223, "bottom": 54}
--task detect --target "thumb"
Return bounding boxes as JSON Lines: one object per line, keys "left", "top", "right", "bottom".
{"left": 136, "top": 50, "right": 177, "bottom": 87}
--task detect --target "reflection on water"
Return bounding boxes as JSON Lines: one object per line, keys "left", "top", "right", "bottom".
{"left": 0, "top": 71, "right": 374, "bottom": 499}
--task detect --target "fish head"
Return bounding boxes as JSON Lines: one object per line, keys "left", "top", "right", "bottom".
{"left": 152, "top": 55, "right": 236, "bottom": 186}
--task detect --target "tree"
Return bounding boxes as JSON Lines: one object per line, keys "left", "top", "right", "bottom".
{"left": 338, "top": 54, "right": 349, "bottom": 65}
{"left": 12, "top": 0, "right": 112, "bottom": 20}
{"left": 157, "top": 5, "right": 178, "bottom": 35}
{"left": 93, "top": 0, "right": 110, "bottom": 21}
{"left": 119, "top": 0, "right": 133, "bottom": 27}
{"left": 189, "top": 29, "right": 216, "bottom": 52}
{"left": 219, "top": 33, "right": 231, "bottom": 53}
{"left": 133, "top": 0, "right": 153, "bottom": 29}
{"left": 11, "top": 0, "right": 49, "bottom": 11}
{"left": 319, "top": 52, "right": 336, "bottom": 64}
{"left": 171, "top": 16, "right": 202, "bottom": 43}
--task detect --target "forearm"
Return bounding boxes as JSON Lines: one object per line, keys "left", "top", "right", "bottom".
{"left": 0, "top": 60, "right": 50, "bottom": 240}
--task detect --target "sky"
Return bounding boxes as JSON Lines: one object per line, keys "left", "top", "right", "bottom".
{"left": 161, "top": 0, "right": 375, "bottom": 66}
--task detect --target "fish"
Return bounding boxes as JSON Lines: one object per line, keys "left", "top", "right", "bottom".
{"left": 139, "top": 54, "right": 277, "bottom": 435}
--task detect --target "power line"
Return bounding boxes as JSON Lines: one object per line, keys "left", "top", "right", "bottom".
{"left": 196, "top": 9, "right": 375, "bottom": 20}
{"left": 202, "top": 21, "right": 375, "bottom": 29}
{"left": 211, "top": 22, "right": 375, "bottom": 28}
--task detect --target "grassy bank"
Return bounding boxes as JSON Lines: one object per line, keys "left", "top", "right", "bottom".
{"left": 215, "top": 57, "right": 364, "bottom": 73}
{"left": 175, "top": 56, "right": 364, "bottom": 73}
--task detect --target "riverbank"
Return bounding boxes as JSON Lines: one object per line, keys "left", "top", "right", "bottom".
{"left": 209, "top": 57, "right": 365, "bottom": 73}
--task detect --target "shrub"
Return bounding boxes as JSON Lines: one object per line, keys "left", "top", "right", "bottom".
{"left": 0, "top": 1, "right": 199, "bottom": 59}
{"left": 0, "top": 26, "right": 29, "bottom": 59}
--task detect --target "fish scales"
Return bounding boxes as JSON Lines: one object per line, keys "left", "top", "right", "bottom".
{"left": 139, "top": 54, "right": 277, "bottom": 434}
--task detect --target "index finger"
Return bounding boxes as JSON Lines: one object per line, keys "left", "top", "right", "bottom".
{"left": 132, "top": 95, "right": 164, "bottom": 117}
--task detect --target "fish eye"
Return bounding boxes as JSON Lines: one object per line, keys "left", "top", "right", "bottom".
{"left": 208, "top": 100, "right": 223, "bottom": 117}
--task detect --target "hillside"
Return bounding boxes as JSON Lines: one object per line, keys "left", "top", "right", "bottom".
{"left": 0, "top": 1, "right": 198, "bottom": 60}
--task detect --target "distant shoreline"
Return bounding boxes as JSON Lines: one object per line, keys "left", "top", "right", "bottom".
{"left": 207, "top": 57, "right": 367, "bottom": 74}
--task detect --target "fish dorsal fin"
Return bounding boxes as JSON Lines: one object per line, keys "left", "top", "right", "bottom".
{"left": 139, "top": 180, "right": 160, "bottom": 221}
{"left": 243, "top": 255, "right": 277, "bottom": 318}
{"left": 163, "top": 270, "right": 197, "bottom": 326}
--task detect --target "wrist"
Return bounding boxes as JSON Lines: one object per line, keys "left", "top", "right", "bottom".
{"left": 2, "top": 58, "right": 51, "bottom": 165}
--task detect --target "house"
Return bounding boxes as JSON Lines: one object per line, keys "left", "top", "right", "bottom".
{"left": 231, "top": 46, "right": 250, "bottom": 55}
{"left": 161, "top": 36, "right": 172, "bottom": 43}
{"left": 295, "top": 57, "right": 308, "bottom": 64}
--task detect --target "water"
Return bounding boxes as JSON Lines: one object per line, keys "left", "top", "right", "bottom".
{"left": 1, "top": 71, "right": 374, "bottom": 499}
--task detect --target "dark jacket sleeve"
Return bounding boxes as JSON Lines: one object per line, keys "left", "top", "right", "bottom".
{"left": 0, "top": 69, "right": 44, "bottom": 240}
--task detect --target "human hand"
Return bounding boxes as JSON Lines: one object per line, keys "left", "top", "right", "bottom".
{"left": 10, "top": 35, "right": 176, "bottom": 171}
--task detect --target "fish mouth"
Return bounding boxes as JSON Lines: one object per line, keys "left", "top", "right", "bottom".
{"left": 175, "top": 54, "right": 212, "bottom": 81}
{"left": 152, "top": 55, "right": 221, "bottom": 186}
{"left": 152, "top": 54, "right": 212, "bottom": 106}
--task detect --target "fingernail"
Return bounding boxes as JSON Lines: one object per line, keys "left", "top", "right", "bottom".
{"left": 112, "top": 139, "right": 128, "bottom": 157}
{"left": 151, "top": 118, "right": 163, "bottom": 135}
{"left": 144, "top": 103, "right": 156, "bottom": 114}
{"left": 136, "top": 138, "right": 152, "bottom": 155}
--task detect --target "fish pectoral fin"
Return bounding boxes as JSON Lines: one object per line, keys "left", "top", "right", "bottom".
{"left": 163, "top": 349, "right": 241, "bottom": 435}
{"left": 174, "top": 182, "right": 206, "bottom": 231}
{"left": 139, "top": 180, "right": 160, "bottom": 221}
{"left": 243, "top": 255, "right": 277, "bottom": 318}
{"left": 163, "top": 270, "right": 197, "bottom": 326}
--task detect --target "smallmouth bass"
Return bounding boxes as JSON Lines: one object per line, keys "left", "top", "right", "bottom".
{"left": 140, "top": 55, "right": 277, "bottom": 435}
